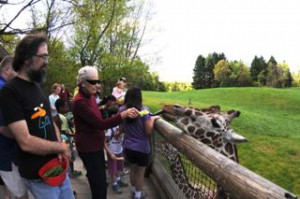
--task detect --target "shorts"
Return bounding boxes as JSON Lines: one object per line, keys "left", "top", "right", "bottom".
{"left": 23, "top": 175, "right": 74, "bottom": 199}
{"left": 107, "top": 152, "right": 124, "bottom": 176}
{"left": 0, "top": 163, "right": 28, "bottom": 198}
{"left": 124, "top": 148, "right": 150, "bottom": 167}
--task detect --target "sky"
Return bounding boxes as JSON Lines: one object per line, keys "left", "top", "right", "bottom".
{"left": 140, "top": 0, "right": 300, "bottom": 82}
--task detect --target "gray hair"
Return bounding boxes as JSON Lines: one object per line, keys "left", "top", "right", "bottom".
{"left": 76, "top": 66, "right": 98, "bottom": 85}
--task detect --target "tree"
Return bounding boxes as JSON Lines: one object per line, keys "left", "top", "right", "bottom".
{"left": 0, "top": 0, "right": 74, "bottom": 38}
{"left": 214, "top": 59, "right": 232, "bottom": 87}
{"left": 268, "top": 55, "right": 277, "bottom": 65}
{"left": 192, "top": 52, "right": 226, "bottom": 89}
{"left": 233, "top": 61, "right": 252, "bottom": 87}
{"left": 192, "top": 55, "right": 205, "bottom": 89}
{"left": 266, "top": 62, "right": 284, "bottom": 88}
{"left": 250, "top": 55, "right": 267, "bottom": 84}
{"left": 208, "top": 52, "right": 226, "bottom": 87}
{"left": 278, "top": 62, "right": 293, "bottom": 87}
{"left": 214, "top": 60, "right": 252, "bottom": 87}
{"left": 284, "top": 69, "right": 293, "bottom": 87}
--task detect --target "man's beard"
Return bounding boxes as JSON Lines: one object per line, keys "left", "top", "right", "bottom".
{"left": 26, "top": 65, "right": 47, "bottom": 83}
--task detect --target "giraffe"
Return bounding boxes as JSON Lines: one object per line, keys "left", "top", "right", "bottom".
{"left": 156, "top": 104, "right": 247, "bottom": 198}
{"left": 160, "top": 104, "right": 247, "bottom": 162}
{"left": 156, "top": 141, "right": 216, "bottom": 199}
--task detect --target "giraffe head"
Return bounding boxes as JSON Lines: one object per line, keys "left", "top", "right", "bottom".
{"left": 158, "top": 104, "right": 247, "bottom": 162}
{"left": 161, "top": 104, "right": 247, "bottom": 144}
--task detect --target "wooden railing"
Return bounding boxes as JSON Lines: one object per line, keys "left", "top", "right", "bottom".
{"left": 151, "top": 118, "right": 298, "bottom": 199}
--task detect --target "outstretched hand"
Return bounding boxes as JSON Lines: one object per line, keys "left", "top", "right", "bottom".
{"left": 121, "top": 107, "right": 139, "bottom": 119}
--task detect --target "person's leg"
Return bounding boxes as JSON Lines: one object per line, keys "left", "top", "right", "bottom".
{"left": 107, "top": 154, "right": 117, "bottom": 183}
{"left": 78, "top": 150, "right": 107, "bottom": 199}
{"left": 132, "top": 150, "right": 150, "bottom": 199}
{"left": 115, "top": 153, "right": 128, "bottom": 187}
{"left": 108, "top": 154, "right": 121, "bottom": 193}
{"left": 0, "top": 163, "right": 28, "bottom": 199}
{"left": 130, "top": 164, "right": 137, "bottom": 196}
{"left": 134, "top": 166, "right": 146, "bottom": 192}
{"left": 58, "top": 175, "right": 75, "bottom": 199}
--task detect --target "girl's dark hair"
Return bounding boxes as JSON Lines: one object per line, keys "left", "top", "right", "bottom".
{"left": 124, "top": 87, "right": 142, "bottom": 123}
{"left": 13, "top": 33, "right": 48, "bottom": 72}
{"left": 124, "top": 87, "right": 142, "bottom": 110}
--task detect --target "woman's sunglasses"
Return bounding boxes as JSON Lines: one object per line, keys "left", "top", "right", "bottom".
{"left": 85, "top": 79, "right": 101, "bottom": 85}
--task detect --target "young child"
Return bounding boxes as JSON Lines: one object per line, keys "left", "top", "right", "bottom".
{"left": 103, "top": 96, "right": 128, "bottom": 194}
{"left": 54, "top": 98, "right": 82, "bottom": 178}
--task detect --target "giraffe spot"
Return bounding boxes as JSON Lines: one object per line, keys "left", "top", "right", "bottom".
{"left": 185, "top": 109, "right": 192, "bottom": 116}
{"left": 195, "top": 111, "right": 203, "bottom": 116}
{"left": 195, "top": 128, "right": 205, "bottom": 136}
{"left": 212, "top": 135, "right": 220, "bottom": 145}
{"left": 217, "top": 143, "right": 223, "bottom": 148}
{"left": 181, "top": 118, "right": 189, "bottom": 125}
{"left": 202, "top": 139, "right": 211, "bottom": 145}
{"left": 187, "top": 125, "right": 195, "bottom": 133}
{"left": 199, "top": 135, "right": 205, "bottom": 139}
{"left": 206, "top": 132, "right": 215, "bottom": 137}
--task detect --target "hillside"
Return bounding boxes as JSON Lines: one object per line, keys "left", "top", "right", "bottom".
{"left": 143, "top": 87, "right": 300, "bottom": 196}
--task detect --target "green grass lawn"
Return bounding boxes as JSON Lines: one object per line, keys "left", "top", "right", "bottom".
{"left": 143, "top": 87, "right": 300, "bottom": 196}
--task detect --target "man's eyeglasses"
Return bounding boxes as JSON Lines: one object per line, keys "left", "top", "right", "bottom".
{"left": 85, "top": 79, "right": 101, "bottom": 85}
{"left": 34, "top": 54, "right": 49, "bottom": 61}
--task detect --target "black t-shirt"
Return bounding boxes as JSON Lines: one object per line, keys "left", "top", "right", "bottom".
{"left": 0, "top": 77, "right": 57, "bottom": 179}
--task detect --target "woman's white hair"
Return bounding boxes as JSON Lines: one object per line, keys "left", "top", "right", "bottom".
{"left": 77, "top": 66, "right": 98, "bottom": 85}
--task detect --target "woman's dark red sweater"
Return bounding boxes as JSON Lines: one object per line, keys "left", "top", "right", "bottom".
{"left": 72, "top": 88, "right": 123, "bottom": 153}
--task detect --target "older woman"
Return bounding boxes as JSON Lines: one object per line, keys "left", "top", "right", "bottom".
{"left": 72, "top": 66, "right": 139, "bottom": 199}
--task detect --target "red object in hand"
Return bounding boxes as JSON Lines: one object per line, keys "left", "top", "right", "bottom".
{"left": 38, "top": 155, "right": 69, "bottom": 186}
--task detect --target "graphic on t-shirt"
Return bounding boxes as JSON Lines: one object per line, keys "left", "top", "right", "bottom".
{"left": 31, "top": 103, "right": 50, "bottom": 139}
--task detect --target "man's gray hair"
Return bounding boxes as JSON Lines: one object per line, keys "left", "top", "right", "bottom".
{"left": 77, "top": 66, "right": 98, "bottom": 85}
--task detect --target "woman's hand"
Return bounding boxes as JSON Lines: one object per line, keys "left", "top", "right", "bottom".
{"left": 120, "top": 108, "right": 139, "bottom": 119}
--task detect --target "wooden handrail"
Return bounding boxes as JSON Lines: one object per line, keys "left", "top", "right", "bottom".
{"left": 154, "top": 118, "right": 298, "bottom": 199}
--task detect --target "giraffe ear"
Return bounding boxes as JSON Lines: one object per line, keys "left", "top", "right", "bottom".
{"left": 211, "top": 118, "right": 221, "bottom": 128}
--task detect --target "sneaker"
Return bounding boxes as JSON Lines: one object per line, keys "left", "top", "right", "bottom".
{"left": 133, "top": 191, "right": 147, "bottom": 199}
{"left": 70, "top": 170, "right": 82, "bottom": 178}
{"left": 121, "top": 168, "right": 130, "bottom": 176}
{"left": 112, "top": 184, "right": 122, "bottom": 194}
{"left": 117, "top": 180, "right": 128, "bottom": 187}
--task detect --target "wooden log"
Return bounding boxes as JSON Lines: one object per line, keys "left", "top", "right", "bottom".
{"left": 154, "top": 119, "right": 298, "bottom": 199}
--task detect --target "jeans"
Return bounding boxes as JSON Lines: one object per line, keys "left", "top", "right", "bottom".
{"left": 23, "top": 175, "right": 74, "bottom": 199}
{"left": 78, "top": 150, "right": 107, "bottom": 199}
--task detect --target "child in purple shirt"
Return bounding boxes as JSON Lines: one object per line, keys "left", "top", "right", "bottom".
{"left": 119, "top": 87, "right": 159, "bottom": 199}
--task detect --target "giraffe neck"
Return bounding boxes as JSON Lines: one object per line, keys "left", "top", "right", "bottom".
{"left": 167, "top": 150, "right": 210, "bottom": 199}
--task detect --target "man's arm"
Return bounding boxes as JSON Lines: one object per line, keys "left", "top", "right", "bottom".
{"left": 0, "top": 126, "right": 14, "bottom": 139}
{"left": 8, "top": 120, "right": 70, "bottom": 158}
